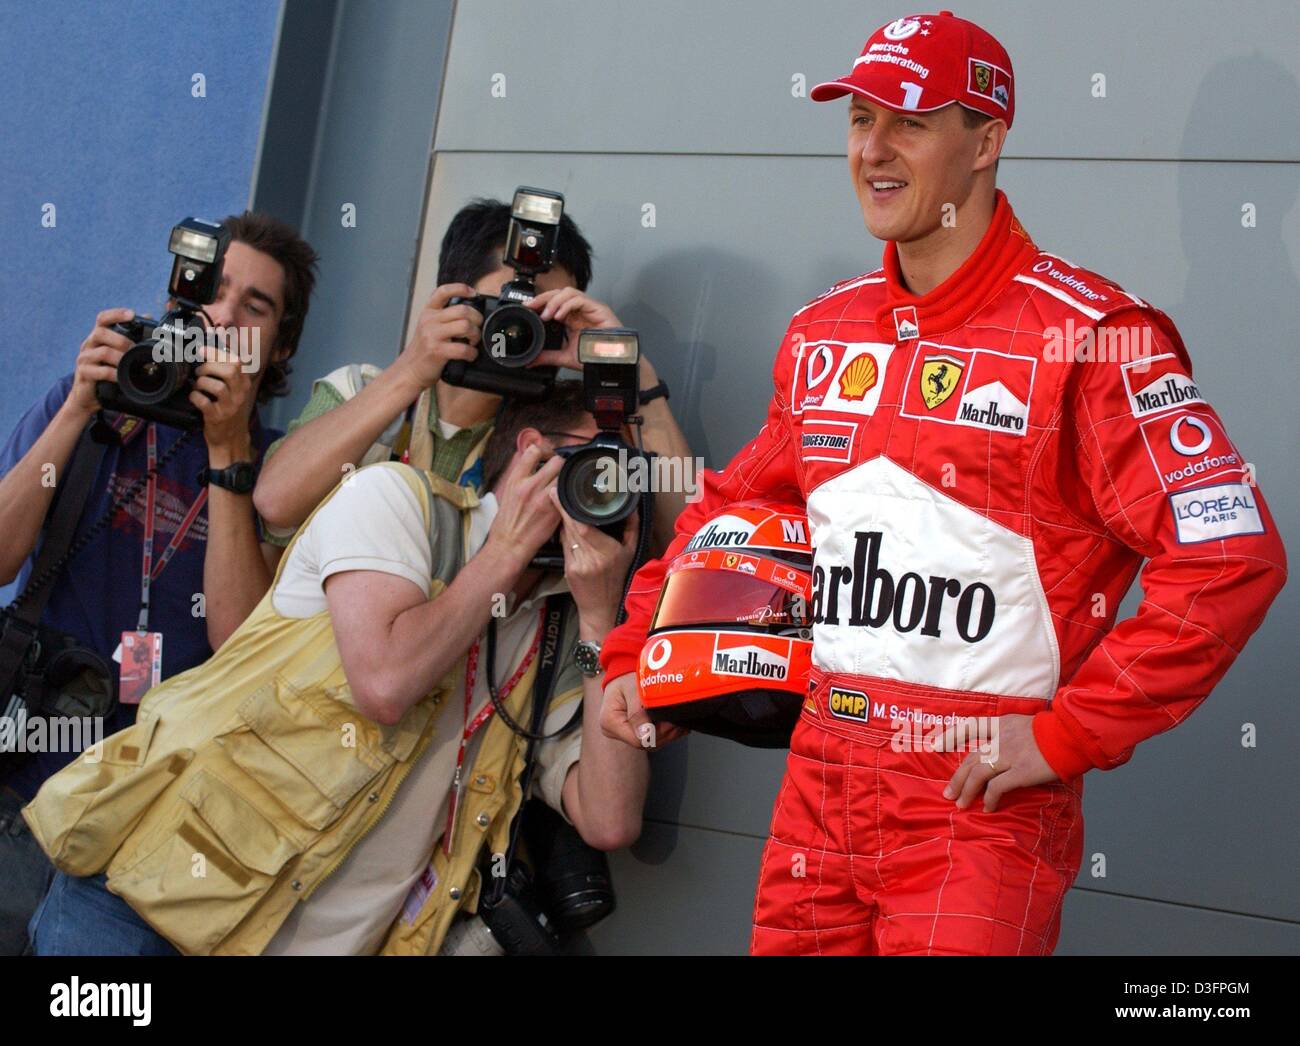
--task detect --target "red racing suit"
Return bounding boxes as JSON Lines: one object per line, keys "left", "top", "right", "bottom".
{"left": 601, "top": 190, "right": 1287, "bottom": 954}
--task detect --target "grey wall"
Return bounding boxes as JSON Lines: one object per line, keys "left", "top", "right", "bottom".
{"left": 362, "top": 0, "right": 1298, "bottom": 953}
{"left": 251, "top": 0, "right": 455, "bottom": 430}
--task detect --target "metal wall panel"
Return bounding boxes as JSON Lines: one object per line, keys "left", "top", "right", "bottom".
{"left": 434, "top": 0, "right": 1300, "bottom": 161}
{"left": 255, "top": 0, "right": 455, "bottom": 430}
{"left": 1058, "top": 889, "right": 1300, "bottom": 956}
{"left": 579, "top": 822, "right": 765, "bottom": 955}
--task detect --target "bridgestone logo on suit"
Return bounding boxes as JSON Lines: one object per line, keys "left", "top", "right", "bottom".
{"left": 802, "top": 433, "right": 851, "bottom": 449}
{"left": 811, "top": 530, "right": 997, "bottom": 642}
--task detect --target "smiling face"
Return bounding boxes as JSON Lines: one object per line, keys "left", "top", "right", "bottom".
{"left": 847, "top": 96, "right": 1005, "bottom": 246}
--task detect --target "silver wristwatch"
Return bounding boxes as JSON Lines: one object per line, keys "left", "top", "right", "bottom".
{"left": 573, "top": 639, "right": 603, "bottom": 677}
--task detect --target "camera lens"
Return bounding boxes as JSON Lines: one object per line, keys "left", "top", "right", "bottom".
{"left": 559, "top": 447, "right": 636, "bottom": 527}
{"left": 482, "top": 303, "right": 545, "bottom": 367}
{"left": 117, "top": 342, "right": 188, "bottom": 405}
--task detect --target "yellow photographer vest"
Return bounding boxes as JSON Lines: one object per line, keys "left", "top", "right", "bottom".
{"left": 23, "top": 463, "right": 583, "bottom": 955}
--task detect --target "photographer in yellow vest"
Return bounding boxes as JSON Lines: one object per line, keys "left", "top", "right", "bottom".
{"left": 23, "top": 381, "right": 650, "bottom": 955}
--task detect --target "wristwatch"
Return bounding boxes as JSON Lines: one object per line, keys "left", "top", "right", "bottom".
{"left": 639, "top": 380, "right": 670, "bottom": 404}
{"left": 573, "top": 639, "right": 603, "bottom": 678}
{"left": 197, "top": 461, "right": 258, "bottom": 494}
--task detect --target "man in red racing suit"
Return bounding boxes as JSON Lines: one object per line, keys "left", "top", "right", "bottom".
{"left": 599, "top": 11, "right": 1288, "bottom": 955}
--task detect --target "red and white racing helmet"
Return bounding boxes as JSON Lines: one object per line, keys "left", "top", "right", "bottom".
{"left": 638, "top": 500, "right": 813, "bottom": 747}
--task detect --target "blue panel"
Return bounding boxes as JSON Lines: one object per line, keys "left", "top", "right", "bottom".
{"left": 0, "top": 0, "right": 282, "bottom": 447}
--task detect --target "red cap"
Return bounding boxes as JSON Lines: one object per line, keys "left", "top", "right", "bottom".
{"left": 810, "top": 11, "right": 1015, "bottom": 129}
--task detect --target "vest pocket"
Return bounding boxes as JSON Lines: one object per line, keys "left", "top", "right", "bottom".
{"left": 108, "top": 769, "right": 300, "bottom": 955}
{"left": 217, "top": 678, "right": 392, "bottom": 831}
{"left": 23, "top": 714, "right": 193, "bottom": 877}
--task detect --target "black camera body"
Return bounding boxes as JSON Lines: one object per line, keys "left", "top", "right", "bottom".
{"left": 441, "top": 280, "right": 565, "bottom": 400}
{"left": 557, "top": 328, "right": 646, "bottom": 532}
{"left": 442, "top": 187, "right": 567, "bottom": 402}
{"left": 98, "top": 314, "right": 206, "bottom": 431}
{"left": 477, "top": 799, "right": 615, "bottom": 955}
{"left": 96, "top": 217, "right": 231, "bottom": 430}
{"left": 533, "top": 329, "right": 648, "bottom": 570}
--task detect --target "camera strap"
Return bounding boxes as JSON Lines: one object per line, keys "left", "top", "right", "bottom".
{"left": 0, "top": 423, "right": 107, "bottom": 704}
{"left": 443, "top": 606, "right": 547, "bottom": 856}
{"left": 483, "top": 593, "right": 570, "bottom": 907}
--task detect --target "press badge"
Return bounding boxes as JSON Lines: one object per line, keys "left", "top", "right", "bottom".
{"left": 115, "top": 630, "right": 163, "bottom": 705}
{"left": 399, "top": 862, "right": 439, "bottom": 925}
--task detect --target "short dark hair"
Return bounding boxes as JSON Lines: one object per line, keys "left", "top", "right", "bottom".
{"left": 437, "top": 198, "right": 594, "bottom": 292}
{"left": 479, "top": 381, "right": 590, "bottom": 493}
{"left": 959, "top": 106, "right": 994, "bottom": 130}
{"left": 221, "top": 210, "right": 320, "bottom": 403}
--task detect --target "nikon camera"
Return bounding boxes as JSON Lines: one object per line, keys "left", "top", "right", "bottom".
{"left": 96, "top": 217, "right": 231, "bottom": 430}
{"left": 442, "top": 187, "right": 567, "bottom": 402}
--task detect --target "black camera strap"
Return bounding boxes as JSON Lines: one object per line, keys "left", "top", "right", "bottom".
{"left": 0, "top": 423, "right": 107, "bottom": 704}
{"left": 485, "top": 594, "right": 581, "bottom": 742}
{"left": 483, "top": 593, "right": 569, "bottom": 907}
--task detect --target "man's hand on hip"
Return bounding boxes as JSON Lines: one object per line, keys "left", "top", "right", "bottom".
{"left": 942, "top": 713, "right": 1060, "bottom": 813}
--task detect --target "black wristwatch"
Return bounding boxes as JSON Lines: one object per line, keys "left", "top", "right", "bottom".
{"left": 573, "top": 639, "right": 603, "bottom": 678}
{"left": 197, "top": 461, "right": 258, "bottom": 494}
{"left": 639, "top": 380, "right": 670, "bottom": 404}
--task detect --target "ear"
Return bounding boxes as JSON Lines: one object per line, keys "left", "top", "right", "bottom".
{"left": 973, "top": 119, "right": 1007, "bottom": 173}
{"left": 516, "top": 427, "right": 547, "bottom": 456}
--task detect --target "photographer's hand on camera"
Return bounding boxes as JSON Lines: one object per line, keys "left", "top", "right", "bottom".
{"left": 482, "top": 444, "right": 565, "bottom": 569}
{"left": 191, "top": 342, "right": 257, "bottom": 465}
{"left": 392, "top": 283, "right": 482, "bottom": 395}
{"left": 66, "top": 307, "right": 136, "bottom": 419}
{"left": 528, "top": 289, "right": 625, "bottom": 372}
{"left": 550, "top": 492, "right": 638, "bottom": 639}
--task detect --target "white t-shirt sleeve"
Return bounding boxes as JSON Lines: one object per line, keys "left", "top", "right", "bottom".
{"left": 272, "top": 466, "right": 434, "bottom": 619}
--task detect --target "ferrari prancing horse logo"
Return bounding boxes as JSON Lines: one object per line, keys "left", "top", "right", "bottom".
{"left": 920, "top": 356, "right": 964, "bottom": 409}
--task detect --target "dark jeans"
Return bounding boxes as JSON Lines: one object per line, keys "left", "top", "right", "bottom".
{"left": 0, "top": 785, "right": 54, "bottom": 955}
{"left": 29, "top": 870, "right": 179, "bottom": 957}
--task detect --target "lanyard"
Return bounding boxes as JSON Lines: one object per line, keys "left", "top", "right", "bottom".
{"left": 137, "top": 424, "right": 208, "bottom": 631}
{"left": 443, "top": 606, "right": 546, "bottom": 854}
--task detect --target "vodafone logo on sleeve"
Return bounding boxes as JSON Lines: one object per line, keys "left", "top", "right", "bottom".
{"left": 1139, "top": 409, "right": 1246, "bottom": 492}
